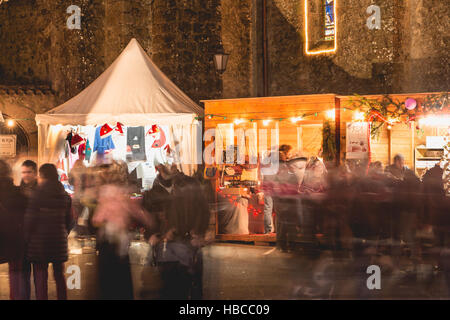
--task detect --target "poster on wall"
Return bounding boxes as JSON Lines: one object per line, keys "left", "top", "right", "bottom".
{"left": 346, "top": 122, "right": 369, "bottom": 159}
{"left": 0, "top": 135, "right": 16, "bottom": 157}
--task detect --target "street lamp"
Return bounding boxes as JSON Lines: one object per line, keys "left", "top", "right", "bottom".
{"left": 213, "top": 52, "right": 230, "bottom": 74}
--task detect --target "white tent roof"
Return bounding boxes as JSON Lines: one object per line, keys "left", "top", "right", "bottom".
{"left": 36, "top": 38, "right": 203, "bottom": 126}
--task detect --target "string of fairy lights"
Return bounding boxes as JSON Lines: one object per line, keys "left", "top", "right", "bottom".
{"left": 195, "top": 109, "right": 339, "bottom": 124}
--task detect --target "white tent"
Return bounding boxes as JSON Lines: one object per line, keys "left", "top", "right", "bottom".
{"left": 36, "top": 38, "right": 203, "bottom": 173}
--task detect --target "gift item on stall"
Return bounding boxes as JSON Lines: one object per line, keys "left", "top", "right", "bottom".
{"left": 127, "top": 126, "right": 146, "bottom": 161}
{"left": 115, "top": 122, "right": 124, "bottom": 135}
{"left": 66, "top": 131, "right": 76, "bottom": 153}
{"left": 78, "top": 141, "right": 86, "bottom": 160}
{"left": 64, "top": 139, "right": 79, "bottom": 169}
{"left": 71, "top": 133, "right": 85, "bottom": 148}
{"left": 147, "top": 125, "right": 167, "bottom": 148}
{"left": 94, "top": 125, "right": 116, "bottom": 155}
{"left": 100, "top": 123, "right": 114, "bottom": 138}
{"left": 136, "top": 162, "right": 157, "bottom": 190}
{"left": 110, "top": 124, "right": 128, "bottom": 160}
{"left": 69, "top": 143, "right": 80, "bottom": 169}
{"left": 85, "top": 139, "right": 92, "bottom": 162}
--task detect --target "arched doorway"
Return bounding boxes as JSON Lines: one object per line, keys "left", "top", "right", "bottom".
{"left": 0, "top": 114, "right": 30, "bottom": 157}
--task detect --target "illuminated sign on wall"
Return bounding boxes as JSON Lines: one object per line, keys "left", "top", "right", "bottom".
{"left": 0, "top": 135, "right": 16, "bottom": 157}
{"left": 305, "top": 0, "right": 338, "bottom": 55}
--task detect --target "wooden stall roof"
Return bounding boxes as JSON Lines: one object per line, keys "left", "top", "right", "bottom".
{"left": 336, "top": 92, "right": 440, "bottom": 102}
{"left": 202, "top": 92, "right": 445, "bottom": 125}
{"left": 202, "top": 94, "right": 338, "bottom": 125}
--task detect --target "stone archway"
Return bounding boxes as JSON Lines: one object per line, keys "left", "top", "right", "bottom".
{"left": 0, "top": 86, "right": 59, "bottom": 157}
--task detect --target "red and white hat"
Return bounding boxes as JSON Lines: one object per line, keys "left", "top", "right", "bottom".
{"left": 115, "top": 122, "right": 124, "bottom": 135}
{"left": 100, "top": 123, "right": 114, "bottom": 138}
{"left": 70, "top": 133, "right": 84, "bottom": 147}
{"left": 146, "top": 124, "right": 160, "bottom": 136}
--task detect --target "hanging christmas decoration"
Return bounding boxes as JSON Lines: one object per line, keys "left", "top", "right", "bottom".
{"left": 70, "top": 133, "right": 84, "bottom": 147}
{"left": 405, "top": 98, "right": 417, "bottom": 110}
{"left": 347, "top": 92, "right": 449, "bottom": 138}
{"left": 115, "top": 122, "right": 124, "bottom": 134}
{"left": 147, "top": 125, "right": 167, "bottom": 148}
{"left": 100, "top": 123, "right": 114, "bottom": 138}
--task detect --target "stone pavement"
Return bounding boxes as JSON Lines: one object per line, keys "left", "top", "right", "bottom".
{"left": 1, "top": 243, "right": 449, "bottom": 300}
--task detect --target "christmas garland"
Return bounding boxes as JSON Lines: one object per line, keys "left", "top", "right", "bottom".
{"left": 347, "top": 92, "right": 449, "bottom": 138}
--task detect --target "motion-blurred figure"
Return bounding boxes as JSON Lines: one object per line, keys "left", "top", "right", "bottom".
{"left": 422, "top": 164, "right": 447, "bottom": 247}
{"left": 299, "top": 157, "right": 327, "bottom": 246}
{"left": 0, "top": 160, "right": 28, "bottom": 300}
{"left": 24, "top": 164, "right": 73, "bottom": 300}
{"left": 143, "top": 162, "right": 210, "bottom": 299}
{"left": 261, "top": 145, "right": 292, "bottom": 235}
{"left": 69, "top": 159, "right": 88, "bottom": 235}
{"left": 385, "top": 154, "right": 412, "bottom": 180}
{"left": 271, "top": 146, "right": 301, "bottom": 252}
{"left": 92, "top": 161, "right": 153, "bottom": 300}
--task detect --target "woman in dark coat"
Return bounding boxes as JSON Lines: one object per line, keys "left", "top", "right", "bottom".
{"left": 0, "top": 160, "right": 28, "bottom": 300}
{"left": 24, "top": 164, "right": 73, "bottom": 300}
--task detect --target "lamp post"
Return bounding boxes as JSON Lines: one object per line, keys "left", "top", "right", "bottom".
{"left": 213, "top": 52, "right": 230, "bottom": 75}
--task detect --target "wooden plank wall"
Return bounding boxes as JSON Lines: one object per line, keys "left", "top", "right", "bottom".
{"left": 346, "top": 123, "right": 414, "bottom": 168}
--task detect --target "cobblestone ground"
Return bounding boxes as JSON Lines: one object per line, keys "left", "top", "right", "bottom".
{"left": 1, "top": 243, "right": 449, "bottom": 300}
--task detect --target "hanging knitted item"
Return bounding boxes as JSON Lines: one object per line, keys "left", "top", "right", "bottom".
{"left": 115, "top": 122, "right": 124, "bottom": 135}
{"left": 78, "top": 140, "right": 86, "bottom": 160}
{"left": 147, "top": 125, "right": 166, "bottom": 148}
{"left": 164, "top": 144, "right": 171, "bottom": 154}
{"left": 146, "top": 124, "right": 159, "bottom": 136}
{"left": 85, "top": 139, "right": 92, "bottom": 162}
{"left": 71, "top": 133, "right": 84, "bottom": 147}
{"left": 66, "top": 131, "right": 76, "bottom": 153}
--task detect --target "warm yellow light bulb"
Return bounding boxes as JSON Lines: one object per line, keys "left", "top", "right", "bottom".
{"left": 353, "top": 111, "right": 365, "bottom": 121}
{"left": 262, "top": 119, "right": 272, "bottom": 126}
{"left": 234, "top": 118, "right": 245, "bottom": 125}
{"left": 290, "top": 116, "right": 302, "bottom": 123}
{"left": 326, "top": 109, "right": 336, "bottom": 120}
{"left": 7, "top": 120, "right": 15, "bottom": 127}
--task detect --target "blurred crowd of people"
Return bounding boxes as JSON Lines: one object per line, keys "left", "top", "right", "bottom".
{"left": 0, "top": 147, "right": 449, "bottom": 300}
{"left": 264, "top": 147, "right": 449, "bottom": 253}
{"left": 0, "top": 158, "right": 211, "bottom": 300}
{"left": 262, "top": 146, "right": 450, "bottom": 296}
